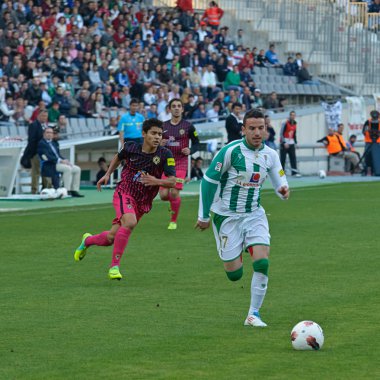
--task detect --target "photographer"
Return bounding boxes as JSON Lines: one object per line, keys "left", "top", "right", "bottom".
{"left": 362, "top": 110, "right": 380, "bottom": 176}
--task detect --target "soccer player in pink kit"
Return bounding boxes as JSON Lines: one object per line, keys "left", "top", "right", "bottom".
{"left": 73, "top": 119, "right": 176, "bottom": 280}
{"left": 159, "top": 98, "right": 200, "bottom": 230}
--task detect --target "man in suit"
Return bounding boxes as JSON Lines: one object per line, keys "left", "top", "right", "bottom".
{"left": 38, "top": 127, "right": 84, "bottom": 197}
{"left": 225, "top": 102, "right": 243, "bottom": 143}
{"left": 25, "top": 110, "right": 49, "bottom": 194}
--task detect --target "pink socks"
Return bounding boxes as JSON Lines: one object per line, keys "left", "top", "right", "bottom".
{"left": 111, "top": 227, "right": 131, "bottom": 267}
{"left": 85, "top": 231, "right": 112, "bottom": 247}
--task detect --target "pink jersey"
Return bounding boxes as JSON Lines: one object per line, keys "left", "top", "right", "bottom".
{"left": 116, "top": 142, "right": 176, "bottom": 214}
{"left": 163, "top": 119, "right": 199, "bottom": 172}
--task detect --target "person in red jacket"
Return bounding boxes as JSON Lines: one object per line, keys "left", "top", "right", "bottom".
{"left": 201, "top": 1, "right": 224, "bottom": 31}
{"left": 177, "top": 0, "right": 193, "bottom": 12}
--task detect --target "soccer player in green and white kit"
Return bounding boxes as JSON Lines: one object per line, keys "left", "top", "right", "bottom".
{"left": 196, "top": 108, "right": 289, "bottom": 327}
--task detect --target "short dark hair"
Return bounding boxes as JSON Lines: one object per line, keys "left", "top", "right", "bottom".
{"left": 98, "top": 157, "right": 106, "bottom": 164}
{"left": 232, "top": 102, "right": 242, "bottom": 110}
{"left": 350, "top": 134, "right": 357, "bottom": 139}
{"left": 243, "top": 108, "right": 265, "bottom": 125}
{"left": 130, "top": 98, "right": 139, "bottom": 105}
{"left": 168, "top": 98, "right": 183, "bottom": 108}
{"left": 142, "top": 118, "right": 163, "bottom": 133}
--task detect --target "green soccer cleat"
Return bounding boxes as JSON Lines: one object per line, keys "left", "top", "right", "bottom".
{"left": 108, "top": 266, "right": 122, "bottom": 280}
{"left": 167, "top": 222, "right": 177, "bottom": 230}
{"left": 74, "top": 233, "right": 92, "bottom": 262}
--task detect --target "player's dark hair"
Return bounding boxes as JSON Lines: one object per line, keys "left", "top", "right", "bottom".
{"left": 130, "top": 98, "right": 139, "bottom": 105}
{"left": 168, "top": 98, "right": 183, "bottom": 108}
{"left": 243, "top": 108, "right": 265, "bottom": 125}
{"left": 143, "top": 118, "right": 163, "bottom": 133}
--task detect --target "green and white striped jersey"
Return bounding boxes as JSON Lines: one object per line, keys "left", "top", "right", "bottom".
{"left": 198, "top": 138, "right": 288, "bottom": 221}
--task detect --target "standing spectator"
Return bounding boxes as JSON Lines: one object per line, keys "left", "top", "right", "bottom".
{"left": 117, "top": 98, "right": 145, "bottom": 145}
{"left": 23, "top": 111, "right": 49, "bottom": 194}
{"left": 0, "top": 94, "right": 15, "bottom": 122}
{"left": 201, "top": 1, "right": 224, "bottom": 31}
{"left": 225, "top": 102, "right": 243, "bottom": 143}
{"left": 280, "top": 111, "right": 301, "bottom": 177}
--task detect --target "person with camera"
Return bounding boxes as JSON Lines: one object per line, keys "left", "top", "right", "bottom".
{"left": 280, "top": 111, "right": 301, "bottom": 177}
{"left": 362, "top": 110, "right": 380, "bottom": 176}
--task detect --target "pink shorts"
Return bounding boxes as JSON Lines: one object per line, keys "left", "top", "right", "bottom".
{"left": 162, "top": 169, "right": 187, "bottom": 190}
{"left": 112, "top": 192, "right": 143, "bottom": 225}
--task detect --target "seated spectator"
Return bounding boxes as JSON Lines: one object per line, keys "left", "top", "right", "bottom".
{"left": 317, "top": 125, "right": 361, "bottom": 173}
{"left": 48, "top": 101, "right": 61, "bottom": 123}
{"left": 264, "top": 115, "right": 276, "bottom": 150}
{"left": 265, "top": 44, "right": 282, "bottom": 67}
{"left": 0, "top": 94, "right": 15, "bottom": 122}
{"left": 206, "top": 102, "right": 221, "bottom": 122}
{"left": 38, "top": 127, "right": 84, "bottom": 196}
{"left": 200, "top": 64, "right": 220, "bottom": 101}
{"left": 283, "top": 57, "right": 297, "bottom": 76}
{"left": 252, "top": 88, "right": 264, "bottom": 108}
{"left": 240, "top": 86, "right": 253, "bottom": 110}
{"left": 103, "top": 116, "right": 119, "bottom": 136}
{"left": 294, "top": 52, "right": 304, "bottom": 72}
{"left": 256, "top": 49, "right": 268, "bottom": 67}
{"left": 224, "top": 65, "right": 244, "bottom": 92}
{"left": 95, "top": 157, "right": 109, "bottom": 184}
{"left": 56, "top": 115, "right": 68, "bottom": 138}
{"left": 191, "top": 102, "right": 207, "bottom": 123}
{"left": 369, "top": 0, "right": 380, "bottom": 13}
{"left": 297, "top": 62, "right": 320, "bottom": 85}
{"left": 191, "top": 157, "right": 204, "bottom": 180}
{"left": 158, "top": 104, "right": 171, "bottom": 122}
{"left": 263, "top": 92, "right": 280, "bottom": 111}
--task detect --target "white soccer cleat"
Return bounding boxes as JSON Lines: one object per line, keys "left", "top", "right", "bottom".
{"left": 244, "top": 312, "right": 268, "bottom": 327}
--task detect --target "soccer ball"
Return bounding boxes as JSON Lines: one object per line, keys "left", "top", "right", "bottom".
{"left": 40, "top": 188, "right": 57, "bottom": 200}
{"left": 319, "top": 170, "right": 326, "bottom": 179}
{"left": 291, "top": 321, "right": 324, "bottom": 350}
{"left": 56, "top": 187, "right": 68, "bottom": 199}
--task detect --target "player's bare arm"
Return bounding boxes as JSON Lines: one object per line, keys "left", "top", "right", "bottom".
{"left": 97, "top": 154, "right": 121, "bottom": 191}
{"left": 140, "top": 173, "right": 176, "bottom": 188}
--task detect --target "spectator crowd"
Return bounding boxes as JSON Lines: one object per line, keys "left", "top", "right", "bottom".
{"left": 0, "top": 0, "right": 315, "bottom": 133}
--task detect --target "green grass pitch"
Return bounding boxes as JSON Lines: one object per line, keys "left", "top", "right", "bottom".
{"left": 0, "top": 183, "right": 379, "bottom": 379}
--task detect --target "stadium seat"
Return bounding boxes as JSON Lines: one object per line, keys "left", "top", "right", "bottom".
{"left": 287, "top": 84, "right": 298, "bottom": 94}
{"left": 260, "top": 84, "right": 271, "bottom": 94}
{"left": 94, "top": 118, "right": 105, "bottom": 133}
{"left": 295, "top": 84, "right": 305, "bottom": 95}
{"left": 302, "top": 85, "right": 313, "bottom": 95}
{"left": 0, "top": 125, "right": 10, "bottom": 138}
{"left": 9, "top": 125, "right": 18, "bottom": 137}
{"left": 16, "top": 125, "right": 28, "bottom": 139}
{"left": 275, "top": 68, "right": 284, "bottom": 75}
{"left": 86, "top": 118, "right": 98, "bottom": 136}
{"left": 268, "top": 67, "right": 277, "bottom": 76}
{"left": 78, "top": 119, "right": 91, "bottom": 137}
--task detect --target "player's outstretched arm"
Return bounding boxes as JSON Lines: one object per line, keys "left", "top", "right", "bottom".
{"left": 97, "top": 153, "right": 120, "bottom": 191}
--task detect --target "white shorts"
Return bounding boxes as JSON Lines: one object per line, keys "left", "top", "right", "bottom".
{"left": 212, "top": 208, "right": 270, "bottom": 262}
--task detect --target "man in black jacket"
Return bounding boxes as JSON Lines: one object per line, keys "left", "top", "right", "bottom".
{"left": 24, "top": 111, "right": 49, "bottom": 193}
{"left": 225, "top": 102, "right": 243, "bottom": 143}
